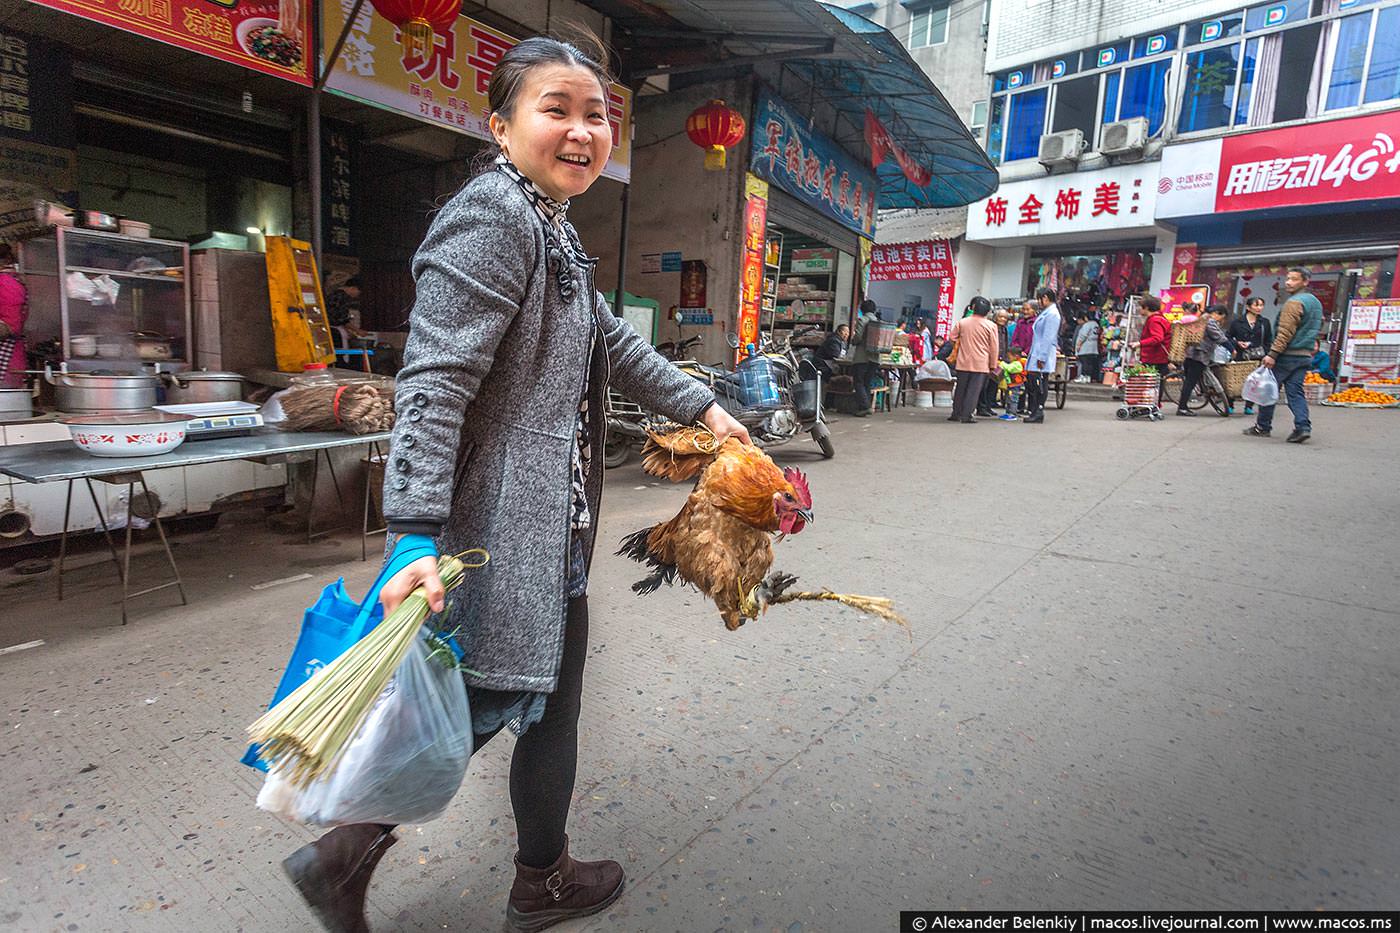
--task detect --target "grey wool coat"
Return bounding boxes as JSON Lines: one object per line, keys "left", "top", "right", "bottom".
{"left": 383, "top": 169, "right": 715, "bottom": 693}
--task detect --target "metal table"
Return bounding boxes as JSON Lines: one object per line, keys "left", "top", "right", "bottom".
{"left": 0, "top": 429, "right": 390, "bottom": 623}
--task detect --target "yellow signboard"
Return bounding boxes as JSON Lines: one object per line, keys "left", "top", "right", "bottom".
{"left": 321, "top": 2, "right": 633, "bottom": 183}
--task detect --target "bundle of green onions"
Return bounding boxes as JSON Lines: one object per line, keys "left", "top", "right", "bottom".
{"left": 248, "top": 551, "right": 485, "bottom": 787}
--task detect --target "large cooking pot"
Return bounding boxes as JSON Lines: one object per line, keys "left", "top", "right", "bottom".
{"left": 46, "top": 370, "right": 159, "bottom": 413}
{"left": 161, "top": 370, "right": 244, "bottom": 405}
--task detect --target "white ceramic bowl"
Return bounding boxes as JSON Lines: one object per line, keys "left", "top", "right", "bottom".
{"left": 62, "top": 410, "right": 189, "bottom": 458}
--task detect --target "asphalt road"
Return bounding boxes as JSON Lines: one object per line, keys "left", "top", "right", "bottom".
{"left": 1, "top": 401, "right": 1396, "bottom": 932}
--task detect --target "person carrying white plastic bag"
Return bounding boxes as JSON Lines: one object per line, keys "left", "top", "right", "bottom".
{"left": 1241, "top": 366, "right": 1279, "bottom": 407}
{"left": 258, "top": 630, "right": 472, "bottom": 827}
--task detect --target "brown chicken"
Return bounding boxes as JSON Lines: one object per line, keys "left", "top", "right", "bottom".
{"left": 618, "top": 426, "right": 813, "bottom": 630}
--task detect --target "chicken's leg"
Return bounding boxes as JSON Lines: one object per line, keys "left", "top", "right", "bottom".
{"left": 741, "top": 571, "right": 799, "bottom": 620}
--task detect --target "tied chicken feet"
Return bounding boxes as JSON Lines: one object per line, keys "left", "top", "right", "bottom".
{"left": 618, "top": 426, "right": 812, "bottom": 630}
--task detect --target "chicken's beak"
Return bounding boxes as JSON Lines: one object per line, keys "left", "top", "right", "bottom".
{"left": 795, "top": 508, "right": 814, "bottom": 525}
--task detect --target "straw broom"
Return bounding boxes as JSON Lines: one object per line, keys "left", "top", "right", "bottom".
{"left": 248, "top": 550, "right": 486, "bottom": 786}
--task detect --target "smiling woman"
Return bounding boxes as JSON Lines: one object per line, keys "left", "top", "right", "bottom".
{"left": 276, "top": 34, "right": 752, "bottom": 933}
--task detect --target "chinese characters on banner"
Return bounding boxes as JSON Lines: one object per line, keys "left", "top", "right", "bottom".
{"left": 966, "top": 163, "right": 1160, "bottom": 241}
{"left": 749, "top": 90, "right": 878, "bottom": 238}
{"left": 320, "top": 3, "right": 633, "bottom": 183}
{"left": 863, "top": 110, "right": 931, "bottom": 188}
{"left": 0, "top": 28, "right": 77, "bottom": 241}
{"left": 30, "top": 0, "right": 312, "bottom": 84}
{"left": 736, "top": 174, "right": 769, "bottom": 361}
{"left": 321, "top": 119, "right": 356, "bottom": 255}
{"left": 1170, "top": 243, "right": 1198, "bottom": 286}
{"left": 1158, "top": 284, "right": 1210, "bottom": 320}
{"left": 1158, "top": 112, "right": 1400, "bottom": 218}
{"left": 869, "top": 239, "right": 958, "bottom": 337}
{"left": 1216, "top": 113, "right": 1400, "bottom": 212}
{"left": 679, "top": 259, "right": 706, "bottom": 312}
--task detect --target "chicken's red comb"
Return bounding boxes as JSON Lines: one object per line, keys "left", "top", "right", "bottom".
{"left": 782, "top": 467, "right": 812, "bottom": 507}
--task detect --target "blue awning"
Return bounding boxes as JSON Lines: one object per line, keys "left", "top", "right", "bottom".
{"left": 791, "top": 2, "right": 998, "bottom": 210}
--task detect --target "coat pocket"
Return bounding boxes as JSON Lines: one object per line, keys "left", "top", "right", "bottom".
{"left": 451, "top": 441, "right": 477, "bottom": 499}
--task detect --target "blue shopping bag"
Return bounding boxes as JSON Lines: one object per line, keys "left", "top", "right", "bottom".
{"left": 240, "top": 564, "right": 396, "bottom": 772}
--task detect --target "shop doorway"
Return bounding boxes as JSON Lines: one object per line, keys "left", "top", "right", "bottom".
{"left": 767, "top": 225, "right": 857, "bottom": 341}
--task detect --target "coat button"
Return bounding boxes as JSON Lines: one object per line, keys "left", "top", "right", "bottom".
{"left": 413, "top": 392, "right": 428, "bottom": 406}
{"left": 408, "top": 409, "right": 422, "bottom": 422}
{"left": 393, "top": 477, "right": 409, "bottom": 490}
{"left": 396, "top": 458, "right": 412, "bottom": 474}
{"left": 400, "top": 435, "right": 415, "bottom": 449}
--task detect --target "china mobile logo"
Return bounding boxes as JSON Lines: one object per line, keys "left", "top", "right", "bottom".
{"left": 1223, "top": 132, "right": 1400, "bottom": 197}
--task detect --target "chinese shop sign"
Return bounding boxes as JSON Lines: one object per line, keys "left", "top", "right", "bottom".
{"left": 966, "top": 163, "right": 1160, "bottom": 241}
{"left": 320, "top": 2, "right": 633, "bottom": 184}
{"left": 0, "top": 29, "right": 77, "bottom": 241}
{"left": 1158, "top": 111, "right": 1400, "bottom": 217}
{"left": 1170, "top": 243, "right": 1199, "bottom": 287}
{"left": 321, "top": 118, "right": 356, "bottom": 255}
{"left": 749, "top": 89, "right": 877, "bottom": 238}
{"left": 870, "top": 239, "right": 957, "bottom": 337}
{"left": 0, "top": 30, "right": 76, "bottom": 192}
{"left": 32, "top": 0, "right": 312, "bottom": 84}
{"left": 736, "top": 174, "right": 769, "bottom": 359}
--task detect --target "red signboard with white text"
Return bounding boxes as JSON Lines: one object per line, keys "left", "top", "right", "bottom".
{"left": 1217, "top": 111, "right": 1400, "bottom": 212}
{"left": 1159, "top": 111, "right": 1400, "bottom": 218}
{"left": 870, "top": 239, "right": 957, "bottom": 336}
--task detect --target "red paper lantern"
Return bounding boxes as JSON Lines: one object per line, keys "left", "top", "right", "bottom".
{"left": 686, "top": 100, "right": 746, "bottom": 171}
{"left": 368, "top": 0, "right": 461, "bottom": 59}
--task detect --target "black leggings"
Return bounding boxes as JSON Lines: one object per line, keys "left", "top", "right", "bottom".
{"left": 377, "top": 594, "right": 589, "bottom": 869}
{"left": 1178, "top": 359, "right": 1206, "bottom": 411}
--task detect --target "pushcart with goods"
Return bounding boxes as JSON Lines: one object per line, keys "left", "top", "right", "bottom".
{"left": 1117, "top": 371, "right": 1163, "bottom": 421}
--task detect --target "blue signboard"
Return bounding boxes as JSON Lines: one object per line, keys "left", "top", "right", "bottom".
{"left": 749, "top": 89, "right": 878, "bottom": 238}
{"left": 661, "top": 250, "right": 683, "bottom": 272}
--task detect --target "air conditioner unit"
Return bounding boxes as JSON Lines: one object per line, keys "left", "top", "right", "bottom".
{"left": 1038, "top": 129, "right": 1084, "bottom": 167}
{"left": 1100, "top": 117, "right": 1149, "bottom": 156}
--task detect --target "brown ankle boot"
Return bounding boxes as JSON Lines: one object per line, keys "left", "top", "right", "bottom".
{"left": 504, "top": 835, "right": 625, "bottom": 932}
{"left": 282, "top": 823, "right": 396, "bottom": 933}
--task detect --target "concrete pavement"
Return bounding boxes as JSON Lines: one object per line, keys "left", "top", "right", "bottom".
{"left": 1, "top": 401, "right": 1397, "bottom": 931}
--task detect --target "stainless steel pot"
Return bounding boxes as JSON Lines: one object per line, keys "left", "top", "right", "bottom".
{"left": 161, "top": 370, "right": 244, "bottom": 405}
{"left": 0, "top": 387, "right": 32, "bottom": 421}
{"left": 132, "top": 331, "right": 173, "bottom": 361}
{"left": 46, "top": 370, "right": 159, "bottom": 413}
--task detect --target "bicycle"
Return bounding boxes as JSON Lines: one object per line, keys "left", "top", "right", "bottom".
{"left": 1160, "top": 364, "right": 1229, "bottom": 416}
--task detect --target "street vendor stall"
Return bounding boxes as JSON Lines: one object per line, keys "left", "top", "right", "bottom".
{"left": 0, "top": 429, "right": 389, "bottom": 623}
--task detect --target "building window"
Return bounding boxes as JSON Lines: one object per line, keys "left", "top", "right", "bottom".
{"left": 1179, "top": 44, "right": 1243, "bottom": 132}
{"left": 987, "top": 96, "right": 1006, "bottom": 164}
{"left": 1244, "top": 0, "right": 1309, "bottom": 32}
{"left": 1185, "top": 12, "right": 1244, "bottom": 46}
{"left": 1131, "top": 31, "right": 1179, "bottom": 59}
{"left": 1004, "top": 88, "right": 1048, "bottom": 161}
{"left": 1101, "top": 71, "right": 1121, "bottom": 130}
{"left": 1272, "top": 23, "right": 1322, "bottom": 122}
{"left": 1364, "top": 6, "right": 1400, "bottom": 104}
{"left": 1236, "top": 37, "right": 1260, "bottom": 125}
{"left": 1326, "top": 11, "right": 1373, "bottom": 110}
{"left": 969, "top": 100, "right": 989, "bottom": 141}
{"left": 1051, "top": 74, "right": 1099, "bottom": 141}
{"left": 1118, "top": 59, "right": 1172, "bottom": 134}
{"left": 908, "top": 1, "right": 950, "bottom": 49}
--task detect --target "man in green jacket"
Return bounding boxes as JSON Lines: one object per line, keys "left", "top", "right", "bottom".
{"left": 1244, "top": 267, "right": 1322, "bottom": 443}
